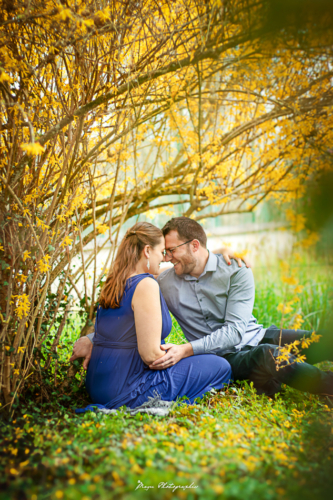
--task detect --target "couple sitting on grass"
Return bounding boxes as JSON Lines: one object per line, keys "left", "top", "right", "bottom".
{"left": 71, "top": 217, "right": 333, "bottom": 411}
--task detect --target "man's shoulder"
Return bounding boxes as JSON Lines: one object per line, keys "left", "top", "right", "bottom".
{"left": 214, "top": 253, "right": 252, "bottom": 279}
{"left": 214, "top": 253, "right": 238, "bottom": 273}
{"left": 156, "top": 266, "right": 176, "bottom": 284}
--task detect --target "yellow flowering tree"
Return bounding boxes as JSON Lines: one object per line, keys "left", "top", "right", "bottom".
{"left": 0, "top": 0, "right": 333, "bottom": 407}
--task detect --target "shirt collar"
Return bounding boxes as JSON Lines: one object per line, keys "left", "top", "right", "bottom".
{"left": 205, "top": 251, "right": 217, "bottom": 273}
{"left": 182, "top": 251, "right": 217, "bottom": 280}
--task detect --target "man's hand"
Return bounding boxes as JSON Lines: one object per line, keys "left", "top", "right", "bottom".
{"left": 149, "top": 343, "right": 193, "bottom": 370}
{"left": 69, "top": 337, "right": 93, "bottom": 370}
{"left": 214, "top": 247, "right": 251, "bottom": 268}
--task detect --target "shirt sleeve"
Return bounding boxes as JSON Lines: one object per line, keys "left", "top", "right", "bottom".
{"left": 86, "top": 306, "right": 99, "bottom": 343}
{"left": 190, "top": 266, "right": 255, "bottom": 355}
{"left": 87, "top": 332, "right": 94, "bottom": 343}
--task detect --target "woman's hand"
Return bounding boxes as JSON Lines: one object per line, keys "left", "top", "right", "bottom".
{"left": 149, "top": 343, "right": 193, "bottom": 370}
{"left": 70, "top": 337, "right": 93, "bottom": 370}
{"left": 213, "top": 247, "right": 251, "bottom": 268}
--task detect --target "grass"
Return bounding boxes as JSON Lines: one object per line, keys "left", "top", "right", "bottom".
{"left": 252, "top": 261, "right": 333, "bottom": 332}
{"left": 1, "top": 259, "right": 333, "bottom": 500}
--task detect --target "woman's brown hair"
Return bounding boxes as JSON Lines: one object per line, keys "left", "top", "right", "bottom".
{"left": 99, "top": 222, "right": 163, "bottom": 309}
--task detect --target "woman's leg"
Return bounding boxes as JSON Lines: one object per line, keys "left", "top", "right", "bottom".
{"left": 165, "top": 354, "right": 233, "bottom": 404}
{"left": 125, "top": 354, "right": 233, "bottom": 407}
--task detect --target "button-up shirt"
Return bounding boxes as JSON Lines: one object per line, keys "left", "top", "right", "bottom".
{"left": 156, "top": 251, "right": 265, "bottom": 356}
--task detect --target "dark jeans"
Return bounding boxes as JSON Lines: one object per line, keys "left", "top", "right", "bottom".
{"left": 223, "top": 326, "right": 333, "bottom": 396}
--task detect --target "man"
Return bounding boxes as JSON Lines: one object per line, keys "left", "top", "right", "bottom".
{"left": 71, "top": 217, "right": 333, "bottom": 397}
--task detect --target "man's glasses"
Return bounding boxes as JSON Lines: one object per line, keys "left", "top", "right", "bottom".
{"left": 163, "top": 240, "right": 193, "bottom": 259}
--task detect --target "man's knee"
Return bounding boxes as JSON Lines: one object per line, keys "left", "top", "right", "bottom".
{"left": 253, "top": 344, "right": 279, "bottom": 364}
{"left": 245, "top": 345, "right": 282, "bottom": 396}
{"left": 263, "top": 326, "right": 312, "bottom": 346}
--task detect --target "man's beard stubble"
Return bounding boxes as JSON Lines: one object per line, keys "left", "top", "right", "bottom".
{"left": 177, "top": 250, "right": 196, "bottom": 275}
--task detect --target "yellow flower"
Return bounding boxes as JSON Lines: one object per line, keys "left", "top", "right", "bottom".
{"left": 277, "top": 302, "right": 293, "bottom": 314}
{"left": 10, "top": 468, "right": 19, "bottom": 475}
{"left": 212, "top": 485, "right": 224, "bottom": 494}
{"left": 300, "top": 231, "right": 320, "bottom": 249}
{"left": 112, "top": 471, "right": 122, "bottom": 483}
{"left": 292, "top": 314, "right": 304, "bottom": 330}
{"left": 36, "top": 217, "right": 50, "bottom": 231}
{"left": 96, "top": 223, "right": 109, "bottom": 235}
{"left": 13, "top": 293, "right": 30, "bottom": 319}
{"left": 55, "top": 491, "right": 64, "bottom": 499}
{"left": 96, "top": 7, "right": 111, "bottom": 22}
{"left": 310, "top": 332, "right": 322, "bottom": 343}
{"left": 22, "top": 208, "right": 31, "bottom": 217}
{"left": 37, "top": 255, "right": 51, "bottom": 273}
{"left": 0, "top": 71, "right": 11, "bottom": 82}
{"left": 285, "top": 210, "right": 306, "bottom": 233}
{"left": 282, "top": 275, "right": 298, "bottom": 286}
{"left": 131, "top": 463, "right": 144, "bottom": 474}
{"left": 0, "top": 244, "right": 4, "bottom": 251}
{"left": 57, "top": 7, "right": 73, "bottom": 21}
{"left": 83, "top": 18, "right": 94, "bottom": 27}
{"left": 21, "top": 143, "right": 45, "bottom": 156}
{"left": 68, "top": 478, "right": 76, "bottom": 485}
{"left": 60, "top": 236, "right": 73, "bottom": 248}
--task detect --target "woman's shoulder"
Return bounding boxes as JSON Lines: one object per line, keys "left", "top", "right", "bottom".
{"left": 127, "top": 273, "right": 157, "bottom": 285}
{"left": 133, "top": 274, "right": 158, "bottom": 289}
{"left": 131, "top": 274, "right": 159, "bottom": 297}
{"left": 131, "top": 275, "right": 160, "bottom": 311}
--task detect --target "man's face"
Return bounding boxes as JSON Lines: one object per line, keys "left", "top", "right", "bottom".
{"left": 164, "top": 230, "right": 196, "bottom": 275}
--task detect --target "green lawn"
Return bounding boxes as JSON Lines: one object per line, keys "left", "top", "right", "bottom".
{"left": 1, "top": 259, "right": 333, "bottom": 500}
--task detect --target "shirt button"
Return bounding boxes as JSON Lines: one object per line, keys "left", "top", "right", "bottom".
{"left": 206, "top": 316, "right": 209, "bottom": 320}
{"left": 196, "top": 280, "right": 199, "bottom": 283}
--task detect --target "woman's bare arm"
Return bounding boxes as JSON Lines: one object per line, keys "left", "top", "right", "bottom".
{"left": 132, "top": 277, "right": 167, "bottom": 366}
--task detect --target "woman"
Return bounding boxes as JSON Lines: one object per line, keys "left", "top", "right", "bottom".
{"left": 84, "top": 222, "right": 233, "bottom": 409}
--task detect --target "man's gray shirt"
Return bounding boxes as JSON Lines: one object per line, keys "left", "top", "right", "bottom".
{"left": 87, "top": 252, "right": 265, "bottom": 356}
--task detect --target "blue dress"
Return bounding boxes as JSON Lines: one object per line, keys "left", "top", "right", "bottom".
{"left": 84, "top": 274, "right": 233, "bottom": 409}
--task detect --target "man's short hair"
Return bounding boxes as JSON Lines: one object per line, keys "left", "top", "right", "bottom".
{"left": 162, "top": 216, "right": 207, "bottom": 248}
